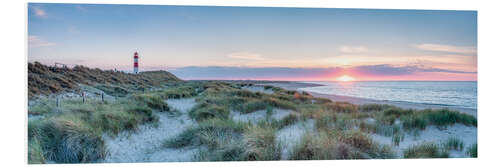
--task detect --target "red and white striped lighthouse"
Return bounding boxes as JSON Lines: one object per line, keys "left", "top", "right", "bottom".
{"left": 133, "top": 51, "right": 139, "bottom": 74}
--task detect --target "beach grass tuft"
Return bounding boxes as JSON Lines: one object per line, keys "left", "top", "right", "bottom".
{"left": 403, "top": 142, "right": 449, "bottom": 158}
{"left": 27, "top": 96, "right": 160, "bottom": 163}
{"left": 466, "top": 143, "right": 477, "bottom": 158}
{"left": 442, "top": 137, "right": 464, "bottom": 151}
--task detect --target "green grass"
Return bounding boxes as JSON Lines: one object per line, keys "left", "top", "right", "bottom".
{"left": 161, "top": 85, "right": 198, "bottom": 99}
{"left": 323, "top": 102, "right": 358, "bottom": 113}
{"left": 164, "top": 118, "right": 248, "bottom": 149}
{"left": 403, "top": 142, "right": 449, "bottom": 158}
{"left": 234, "top": 99, "right": 268, "bottom": 113}
{"left": 360, "top": 104, "right": 393, "bottom": 112}
{"left": 442, "top": 137, "right": 464, "bottom": 151}
{"left": 28, "top": 99, "right": 54, "bottom": 115}
{"left": 94, "top": 84, "right": 130, "bottom": 97}
{"left": 241, "top": 125, "right": 280, "bottom": 160}
{"left": 132, "top": 93, "right": 170, "bottom": 112}
{"left": 270, "top": 114, "right": 299, "bottom": 130}
{"left": 28, "top": 135, "right": 46, "bottom": 164}
{"left": 27, "top": 97, "right": 160, "bottom": 163}
{"left": 166, "top": 117, "right": 281, "bottom": 161}
{"left": 289, "top": 130, "right": 395, "bottom": 160}
{"left": 28, "top": 80, "right": 477, "bottom": 162}
{"left": 392, "top": 133, "right": 405, "bottom": 146}
{"left": 466, "top": 143, "right": 477, "bottom": 158}
{"left": 377, "top": 108, "right": 477, "bottom": 130}
{"left": 189, "top": 102, "right": 231, "bottom": 121}
{"left": 31, "top": 116, "right": 106, "bottom": 163}
{"left": 290, "top": 132, "right": 348, "bottom": 160}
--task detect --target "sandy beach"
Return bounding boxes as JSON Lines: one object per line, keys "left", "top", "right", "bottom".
{"left": 261, "top": 81, "right": 477, "bottom": 117}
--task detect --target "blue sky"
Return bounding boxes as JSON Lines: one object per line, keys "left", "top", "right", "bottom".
{"left": 28, "top": 3, "right": 477, "bottom": 81}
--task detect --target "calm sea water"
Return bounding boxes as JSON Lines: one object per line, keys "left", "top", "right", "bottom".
{"left": 299, "top": 81, "right": 477, "bottom": 109}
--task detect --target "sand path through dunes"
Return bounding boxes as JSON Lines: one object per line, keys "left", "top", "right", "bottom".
{"left": 102, "top": 98, "right": 197, "bottom": 163}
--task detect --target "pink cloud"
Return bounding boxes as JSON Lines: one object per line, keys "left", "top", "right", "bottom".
{"left": 29, "top": 35, "right": 55, "bottom": 47}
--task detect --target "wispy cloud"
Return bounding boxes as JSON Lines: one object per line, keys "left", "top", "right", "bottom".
{"left": 352, "top": 64, "right": 476, "bottom": 76}
{"left": 169, "top": 64, "right": 476, "bottom": 81}
{"left": 227, "top": 52, "right": 266, "bottom": 61}
{"left": 32, "top": 6, "right": 48, "bottom": 18}
{"left": 29, "top": 35, "right": 55, "bottom": 47}
{"left": 75, "top": 5, "right": 89, "bottom": 12}
{"left": 339, "top": 46, "right": 368, "bottom": 53}
{"left": 415, "top": 44, "right": 476, "bottom": 55}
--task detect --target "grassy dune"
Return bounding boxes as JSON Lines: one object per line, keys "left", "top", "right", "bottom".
{"left": 28, "top": 79, "right": 478, "bottom": 163}
{"left": 28, "top": 62, "right": 181, "bottom": 97}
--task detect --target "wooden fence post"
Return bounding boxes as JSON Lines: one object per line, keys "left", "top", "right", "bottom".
{"left": 82, "top": 92, "right": 85, "bottom": 104}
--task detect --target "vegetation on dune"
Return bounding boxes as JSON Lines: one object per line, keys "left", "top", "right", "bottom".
{"left": 403, "top": 142, "right": 449, "bottom": 158}
{"left": 368, "top": 107, "right": 477, "bottom": 131}
{"left": 28, "top": 77, "right": 477, "bottom": 163}
{"left": 133, "top": 93, "right": 170, "bottom": 112}
{"left": 241, "top": 125, "right": 281, "bottom": 160}
{"left": 161, "top": 85, "right": 199, "bottom": 99}
{"left": 360, "top": 103, "right": 393, "bottom": 112}
{"left": 164, "top": 118, "right": 247, "bottom": 149}
{"left": 28, "top": 97, "right": 160, "bottom": 163}
{"left": 466, "top": 143, "right": 477, "bottom": 158}
{"left": 289, "top": 130, "right": 395, "bottom": 160}
{"left": 442, "top": 137, "right": 464, "bottom": 151}
{"left": 94, "top": 84, "right": 130, "bottom": 97}
{"left": 28, "top": 62, "right": 181, "bottom": 97}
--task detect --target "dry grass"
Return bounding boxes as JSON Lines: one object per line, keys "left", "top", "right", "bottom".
{"left": 28, "top": 62, "right": 181, "bottom": 97}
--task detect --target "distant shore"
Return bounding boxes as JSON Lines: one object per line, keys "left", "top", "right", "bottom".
{"left": 256, "top": 81, "right": 477, "bottom": 117}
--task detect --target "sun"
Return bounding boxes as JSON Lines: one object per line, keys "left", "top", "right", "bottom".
{"left": 337, "top": 75, "right": 355, "bottom": 82}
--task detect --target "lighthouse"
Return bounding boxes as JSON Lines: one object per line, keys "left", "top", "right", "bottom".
{"left": 133, "top": 52, "right": 139, "bottom": 74}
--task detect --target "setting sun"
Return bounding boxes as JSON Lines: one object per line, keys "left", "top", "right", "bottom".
{"left": 337, "top": 75, "right": 355, "bottom": 82}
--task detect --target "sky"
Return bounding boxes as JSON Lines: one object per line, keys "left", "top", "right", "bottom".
{"left": 28, "top": 3, "right": 477, "bottom": 81}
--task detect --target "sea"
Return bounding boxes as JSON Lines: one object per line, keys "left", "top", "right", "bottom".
{"left": 299, "top": 81, "right": 477, "bottom": 109}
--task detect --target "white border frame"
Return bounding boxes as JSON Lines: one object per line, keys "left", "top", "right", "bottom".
{"left": 2, "top": 0, "right": 499, "bottom": 167}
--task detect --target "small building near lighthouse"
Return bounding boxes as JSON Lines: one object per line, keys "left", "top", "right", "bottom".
{"left": 133, "top": 52, "right": 139, "bottom": 74}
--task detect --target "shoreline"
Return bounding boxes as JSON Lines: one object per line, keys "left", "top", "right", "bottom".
{"left": 261, "top": 81, "right": 477, "bottom": 117}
